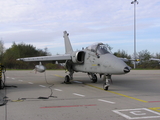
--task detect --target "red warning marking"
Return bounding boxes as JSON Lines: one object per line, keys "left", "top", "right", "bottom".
{"left": 148, "top": 101, "right": 160, "bottom": 103}
{"left": 40, "top": 104, "right": 96, "bottom": 108}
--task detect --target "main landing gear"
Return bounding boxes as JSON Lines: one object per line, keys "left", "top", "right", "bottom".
{"left": 64, "top": 75, "right": 70, "bottom": 83}
{"left": 63, "top": 70, "right": 111, "bottom": 91}
{"left": 103, "top": 75, "right": 112, "bottom": 90}
{"left": 88, "top": 73, "right": 97, "bottom": 83}
{"left": 64, "top": 71, "right": 73, "bottom": 84}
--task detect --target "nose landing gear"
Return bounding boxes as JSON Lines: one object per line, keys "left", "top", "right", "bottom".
{"left": 103, "top": 75, "right": 112, "bottom": 90}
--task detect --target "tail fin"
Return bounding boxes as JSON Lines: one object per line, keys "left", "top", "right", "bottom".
{"left": 63, "top": 31, "right": 73, "bottom": 54}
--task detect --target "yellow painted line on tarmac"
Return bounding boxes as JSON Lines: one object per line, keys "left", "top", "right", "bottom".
{"left": 54, "top": 74, "right": 64, "bottom": 78}
{"left": 85, "top": 84, "right": 148, "bottom": 103}
{"left": 107, "top": 90, "right": 148, "bottom": 103}
{"left": 85, "top": 84, "right": 104, "bottom": 90}
{"left": 54, "top": 74, "right": 148, "bottom": 103}
{"left": 149, "top": 107, "right": 160, "bottom": 113}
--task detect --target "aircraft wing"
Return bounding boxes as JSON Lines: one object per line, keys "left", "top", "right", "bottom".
{"left": 149, "top": 58, "right": 160, "bottom": 62}
{"left": 118, "top": 57, "right": 139, "bottom": 62}
{"left": 17, "top": 54, "right": 71, "bottom": 63}
{"left": 118, "top": 58, "right": 129, "bottom": 62}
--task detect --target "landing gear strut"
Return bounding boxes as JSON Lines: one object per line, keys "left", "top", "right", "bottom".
{"left": 64, "top": 62, "right": 74, "bottom": 84}
{"left": 103, "top": 75, "right": 112, "bottom": 90}
{"left": 88, "top": 73, "right": 97, "bottom": 83}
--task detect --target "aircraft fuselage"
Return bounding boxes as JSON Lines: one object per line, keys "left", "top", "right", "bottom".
{"left": 72, "top": 50, "right": 130, "bottom": 75}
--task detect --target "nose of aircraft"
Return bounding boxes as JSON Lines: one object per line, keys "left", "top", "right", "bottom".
{"left": 101, "top": 54, "right": 131, "bottom": 74}
{"left": 124, "top": 66, "right": 130, "bottom": 73}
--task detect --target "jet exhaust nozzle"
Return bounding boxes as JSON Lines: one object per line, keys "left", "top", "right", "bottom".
{"left": 124, "top": 67, "right": 130, "bottom": 73}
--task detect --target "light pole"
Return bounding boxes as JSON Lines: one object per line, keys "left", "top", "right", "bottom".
{"left": 131, "top": 0, "right": 138, "bottom": 69}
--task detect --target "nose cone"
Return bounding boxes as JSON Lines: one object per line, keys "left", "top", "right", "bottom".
{"left": 124, "top": 67, "right": 130, "bottom": 73}
{"left": 101, "top": 54, "right": 131, "bottom": 74}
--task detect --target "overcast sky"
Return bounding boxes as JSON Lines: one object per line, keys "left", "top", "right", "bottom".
{"left": 0, "top": 0, "right": 160, "bottom": 56}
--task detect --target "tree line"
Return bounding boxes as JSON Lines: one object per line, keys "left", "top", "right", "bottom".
{"left": 0, "top": 40, "right": 160, "bottom": 69}
{"left": 114, "top": 49, "right": 160, "bottom": 69}
{"left": 0, "top": 41, "right": 63, "bottom": 69}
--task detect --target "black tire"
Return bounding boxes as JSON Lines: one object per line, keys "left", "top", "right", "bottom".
{"left": 64, "top": 75, "right": 70, "bottom": 83}
{"left": 103, "top": 83, "right": 109, "bottom": 90}
{"left": 92, "top": 74, "right": 97, "bottom": 83}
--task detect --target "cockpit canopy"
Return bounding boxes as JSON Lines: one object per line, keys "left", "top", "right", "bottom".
{"left": 86, "top": 43, "right": 110, "bottom": 55}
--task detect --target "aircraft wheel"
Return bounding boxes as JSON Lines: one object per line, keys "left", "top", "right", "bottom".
{"left": 103, "top": 83, "right": 109, "bottom": 90}
{"left": 92, "top": 74, "right": 97, "bottom": 83}
{"left": 64, "top": 75, "right": 70, "bottom": 83}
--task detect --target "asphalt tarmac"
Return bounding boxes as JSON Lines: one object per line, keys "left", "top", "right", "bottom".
{"left": 0, "top": 70, "right": 160, "bottom": 120}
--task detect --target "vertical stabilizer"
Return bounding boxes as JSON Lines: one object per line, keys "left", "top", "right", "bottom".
{"left": 63, "top": 31, "right": 73, "bottom": 54}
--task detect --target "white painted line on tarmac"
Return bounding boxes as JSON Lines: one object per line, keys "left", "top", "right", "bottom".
{"left": 28, "top": 82, "right": 33, "bottom": 84}
{"left": 98, "top": 99, "right": 115, "bottom": 104}
{"left": 12, "top": 78, "right": 15, "bottom": 80}
{"left": 39, "top": 85, "right": 46, "bottom": 88}
{"left": 18, "top": 80, "right": 23, "bottom": 82}
{"left": 54, "top": 89, "right": 62, "bottom": 91}
{"left": 74, "top": 81, "right": 83, "bottom": 84}
{"left": 113, "top": 108, "right": 160, "bottom": 120}
{"left": 73, "top": 93, "right": 85, "bottom": 97}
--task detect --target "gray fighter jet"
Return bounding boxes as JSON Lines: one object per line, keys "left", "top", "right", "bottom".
{"left": 17, "top": 31, "right": 131, "bottom": 90}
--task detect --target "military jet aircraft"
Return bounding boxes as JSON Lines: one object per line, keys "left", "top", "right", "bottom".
{"left": 17, "top": 31, "right": 131, "bottom": 90}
